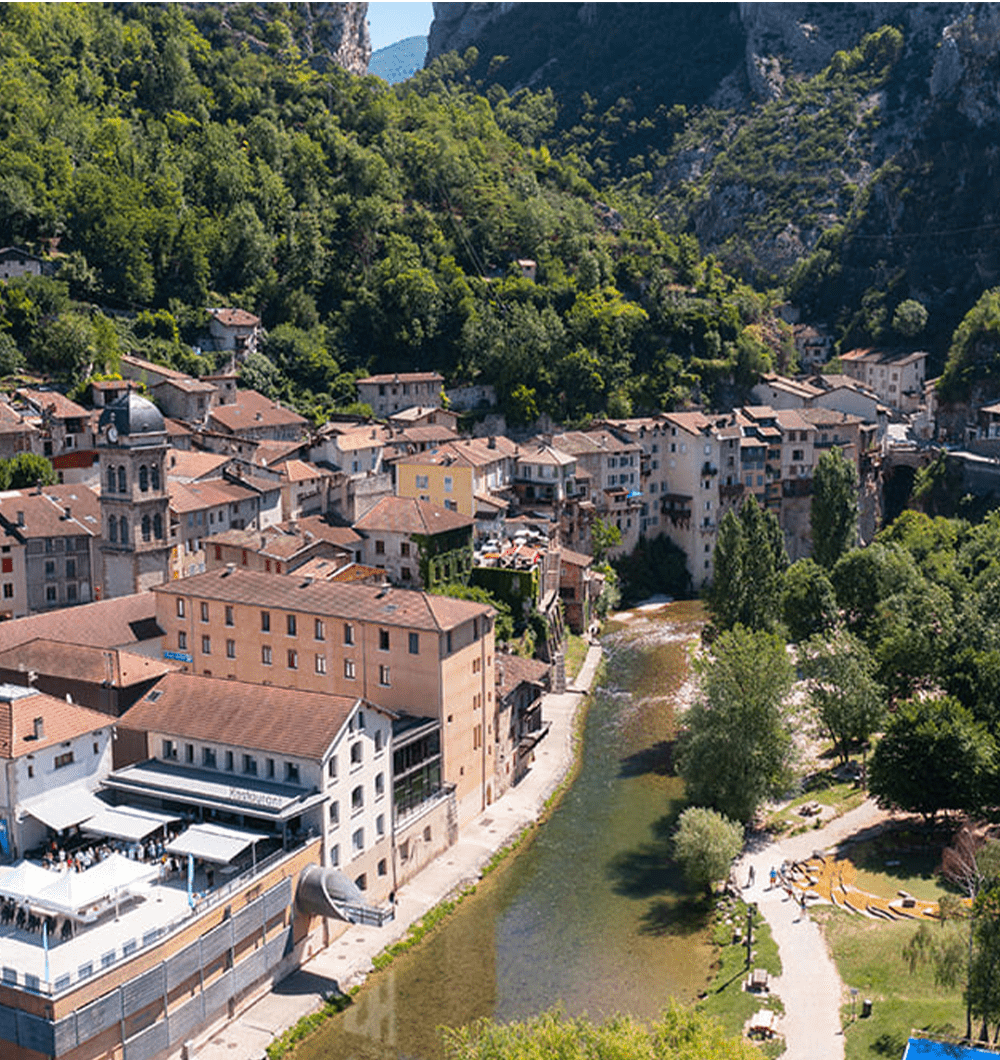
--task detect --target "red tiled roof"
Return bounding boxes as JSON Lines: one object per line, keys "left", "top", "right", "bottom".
{"left": 0, "top": 593, "right": 161, "bottom": 654}
{"left": 166, "top": 449, "right": 229, "bottom": 481}
{"left": 0, "top": 686, "right": 112, "bottom": 759}
{"left": 168, "top": 479, "right": 257, "bottom": 514}
{"left": 0, "top": 638, "right": 175, "bottom": 687}
{"left": 15, "top": 388, "right": 89, "bottom": 419}
{"left": 208, "top": 390, "right": 308, "bottom": 433}
{"left": 122, "top": 672, "right": 361, "bottom": 760}
{"left": 209, "top": 308, "right": 260, "bottom": 328}
{"left": 496, "top": 653, "right": 549, "bottom": 699}
{"left": 353, "top": 496, "right": 473, "bottom": 536}
{"left": 0, "top": 490, "right": 100, "bottom": 539}
{"left": 357, "top": 372, "right": 444, "bottom": 385}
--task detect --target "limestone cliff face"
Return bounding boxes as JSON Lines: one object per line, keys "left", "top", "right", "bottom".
{"left": 427, "top": 2, "right": 519, "bottom": 60}
{"left": 199, "top": 3, "right": 370, "bottom": 76}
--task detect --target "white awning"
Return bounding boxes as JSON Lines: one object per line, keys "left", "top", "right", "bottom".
{"left": 166, "top": 823, "right": 267, "bottom": 865}
{"left": 82, "top": 806, "right": 179, "bottom": 843}
{"left": 20, "top": 784, "right": 106, "bottom": 832}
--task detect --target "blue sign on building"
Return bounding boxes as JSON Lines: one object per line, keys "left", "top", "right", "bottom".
{"left": 164, "top": 650, "right": 193, "bottom": 663}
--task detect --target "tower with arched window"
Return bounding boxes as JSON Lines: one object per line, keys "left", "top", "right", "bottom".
{"left": 98, "top": 392, "right": 171, "bottom": 597}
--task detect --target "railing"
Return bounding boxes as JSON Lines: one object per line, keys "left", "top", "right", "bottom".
{"left": 8, "top": 837, "right": 314, "bottom": 998}
{"left": 393, "top": 783, "right": 455, "bottom": 830}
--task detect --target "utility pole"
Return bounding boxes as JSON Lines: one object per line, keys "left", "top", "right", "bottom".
{"left": 745, "top": 903, "right": 755, "bottom": 969}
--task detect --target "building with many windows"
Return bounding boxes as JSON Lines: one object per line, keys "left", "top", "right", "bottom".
{"left": 153, "top": 569, "right": 496, "bottom": 825}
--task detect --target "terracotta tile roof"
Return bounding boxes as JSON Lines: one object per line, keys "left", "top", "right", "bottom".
{"left": 661, "top": 411, "right": 714, "bottom": 435}
{"left": 0, "top": 593, "right": 162, "bottom": 653}
{"left": 0, "top": 400, "right": 37, "bottom": 434}
{"left": 0, "top": 638, "right": 175, "bottom": 687}
{"left": 166, "top": 448, "right": 229, "bottom": 482}
{"left": 122, "top": 671, "right": 361, "bottom": 760}
{"left": 496, "top": 653, "right": 550, "bottom": 699}
{"left": 155, "top": 567, "right": 492, "bottom": 632}
{"left": 0, "top": 685, "right": 112, "bottom": 759}
{"left": 253, "top": 440, "right": 309, "bottom": 467}
{"left": 0, "top": 490, "right": 99, "bottom": 539}
{"left": 168, "top": 479, "right": 257, "bottom": 514}
{"left": 516, "top": 442, "right": 575, "bottom": 466}
{"left": 41, "top": 483, "right": 101, "bottom": 523}
{"left": 396, "top": 436, "right": 517, "bottom": 470}
{"left": 293, "top": 516, "right": 362, "bottom": 549}
{"left": 330, "top": 427, "right": 389, "bottom": 452}
{"left": 164, "top": 418, "right": 193, "bottom": 438}
{"left": 552, "top": 430, "right": 638, "bottom": 456}
{"left": 392, "top": 425, "right": 459, "bottom": 444}
{"left": 758, "top": 374, "right": 824, "bottom": 399}
{"left": 840, "top": 347, "right": 927, "bottom": 366}
{"left": 209, "top": 308, "right": 260, "bottom": 328}
{"left": 151, "top": 375, "right": 215, "bottom": 395}
{"left": 204, "top": 525, "right": 332, "bottom": 561}
{"left": 799, "top": 407, "right": 864, "bottom": 427}
{"left": 275, "top": 459, "right": 330, "bottom": 482}
{"left": 208, "top": 390, "right": 308, "bottom": 433}
{"left": 559, "top": 547, "right": 593, "bottom": 569}
{"left": 15, "top": 388, "right": 89, "bottom": 420}
{"left": 388, "top": 406, "right": 452, "bottom": 423}
{"left": 357, "top": 372, "right": 444, "bottom": 385}
{"left": 120, "top": 353, "right": 193, "bottom": 383}
{"left": 315, "top": 561, "right": 384, "bottom": 583}
{"left": 353, "top": 496, "right": 474, "bottom": 536}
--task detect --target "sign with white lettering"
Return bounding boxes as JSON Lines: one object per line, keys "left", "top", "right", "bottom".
{"left": 228, "top": 787, "right": 284, "bottom": 809}
{"left": 164, "top": 650, "right": 193, "bottom": 663}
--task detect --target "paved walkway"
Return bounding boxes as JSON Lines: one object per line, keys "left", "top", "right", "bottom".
{"left": 735, "top": 800, "right": 894, "bottom": 1060}
{"left": 197, "top": 642, "right": 604, "bottom": 1060}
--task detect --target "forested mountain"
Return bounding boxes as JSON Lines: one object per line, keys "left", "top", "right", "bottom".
{"left": 0, "top": 3, "right": 784, "bottom": 426}
{"left": 427, "top": 3, "right": 1000, "bottom": 364}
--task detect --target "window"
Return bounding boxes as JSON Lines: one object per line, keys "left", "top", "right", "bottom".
{"left": 350, "top": 742, "right": 363, "bottom": 766}
{"left": 314, "top": 618, "right": 325, "bottom": 641}
{"left": 260, "top": 611, "right": 270, "bottom": 632}
{"left": 409, "top": 632, "right": 419, "bottom": 655}
{"left": 203, "top": 747, "right": 217, "bottom": 769}
{"left": 375, "top": 773, "right": 385, "bottom": 798}
{"left": 243, "top": 754, "right": 257, "bottom": 775}
{"left": 285, "top": 762, "right": 300, "bottom": 784}
{"left": 376, "top": 816, "right": 385, "bottom": 837}
{"left": 286, "top": 614, "right": 297, "bottom": 636}
{"left": 379, "top": 664, "right": 390, "bottom": 686}
{"left": 54, "top": 751, "right": 74, "bottom": 769}
{"left": 343, "top": 623, "right": 354, "bottom": 646}
{"left": 162, "top": 739, "right": 177, "bottom": 760}
{"left": 352, "top": 828, "right": 364, "bottom": 853}
{"left": 117, "top": 466, "right": 126, "bottom": 493}
{"left": 66, "top": 584, "right": 77, "bottom": 603}
{"left": 375, "top": 540, "right": 385, "bottom": 555}
{"left": 226, "top": 639, "right": 236, "bottom": 659}
{"left": 351, "top": 785, "right": 364, "bottom": 812}
{"left": 329, "top": 801, "right": 339, "bottom": 825}
{"left": 444, "top": 476, "right": 453, "bottom": 493}
{"left": 225, "top": 606, "right": 234, "bottom": 626}
{"left": 178, "top": 632, "right": 187, "bottom": 650}
{"left": 106, "top": 466, "right": 116, "bottom": 493}
{"left": 473, "top": 724, "right": 482, "bottom": 750}
{"left": 185, "top": 743, "right": 194, "bottom": 763}
{"left": 266, "top": 758, "right": 275, "bottom": 778}
{"left": 472, "top": 657, "right": 481, "bottom": 674}
{"left": 375, "top": 730, "right": 384, "bottom": 754}
{"left": 200, "top": 602, "right": 209, "bottom": 622}
{"left": 139, "top": 465, "right": 148, "bottom": 492}
{"left": 355, "top": 873, "right": 367, "bottom": 891}
{"left": 400, "top": 542, "right": 410, "bottom": 557}
{"left": 401, "top": 567, "right": 411, "bottom": 581}
{"left": 66, "top": 558, "right": 76, "bottom": 578}
{"left": 357, "top": 711, "right": 365, "bottom": 729}
{"left": 287, "top": 649, "right": 298, "bottom": 670}
{"left": 261, "top": 644, "right": 272, "bottom": 665}
{"left": 315, "top": 654, "right": 326, "bottom": 674}
{"left": 327, "top": 755, "right": 337, "bottom": 779}
{"left": 379, "top": 629, "right": 390, "bottom": 651}
{"left": 344, "top": 658, "right": 355, "bottom": 679}
{"left": 201, "top": 635, "right": 211, "bottom": 655}
{"left": 330, "top": 843, "right": 340, "bottom": 867}
{"left": 44, "top": 560, "right": 55, "bottom": 578}
{"left": 415, "top": 474, "right": 429, "bottom": 489}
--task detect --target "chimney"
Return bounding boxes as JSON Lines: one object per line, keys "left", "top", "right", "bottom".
{"left": 63, "top": 506, "right": 71, "bottom": 520}
{"left": 224, "top": 562, "right": 236, "bottom": 576}
{"left": 16, "top": 510, "right": 24, "bottom": 527}
{"left": 488, "top": 436, "right": 496, "bottom": 449}
{"left": 255, "top": 411, "right": 263, "bottom": 421}
{"left": 33, "top": 716, "right": 44, "bottom": 740}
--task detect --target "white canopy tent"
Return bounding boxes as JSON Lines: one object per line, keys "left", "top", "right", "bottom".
{"left": 35, "top": 854, "right": 158, "bottom": 921}
{"left": 0, "top": 860, "right": 57, "bottom": 903}
{"left": 82, "top": 806, "right": 179, "bottom": 843}
{"left": 165, "top": 823, "right": 267, "bottom": 865}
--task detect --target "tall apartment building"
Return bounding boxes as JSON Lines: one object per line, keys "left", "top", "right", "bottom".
{"left": 153, "top": 569, "right": 496, "bottom": 825}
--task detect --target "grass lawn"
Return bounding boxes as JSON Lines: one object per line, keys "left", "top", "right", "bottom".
{"left": 767, "top": 762, "right": 868, "bottom": 838}
{"left": 813, "top": 907, "right": 965, "bottom": 1060}
{"left": 699, "top": 897, "right": 784, "bottom": 1054}
{"left": 564, "top": 633, "right": 589, "bottom": 681}
{"left": 847, "top": 835, "right": 955, "bottom": 904}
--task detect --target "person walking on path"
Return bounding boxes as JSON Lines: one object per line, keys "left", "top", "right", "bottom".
{"left": 769, "top": 866, "right": 777, "bottom": 889}
{"left": 747, "top": 864, "right": 755, "bottom": 888}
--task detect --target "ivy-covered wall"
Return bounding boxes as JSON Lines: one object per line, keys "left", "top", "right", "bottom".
{"left": 472, "top": 566, "right": 539, "bottom": 621}
{"left": 415, "top": 527, "right": 474, "bottom": 589}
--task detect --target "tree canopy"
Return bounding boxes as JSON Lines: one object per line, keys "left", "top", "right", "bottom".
{"left": 677, "top": 626, "right": 795, "bottom": 824}
{"left": 810, "top": 448, "right": 859, "bottom": 569}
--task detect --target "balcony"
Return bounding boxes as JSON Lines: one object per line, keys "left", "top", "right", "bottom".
{"left": 701, "top": 462, "right": 718, "bottom": 477}
{"left": 719, "top": 482, "right": 745, "bottom": 501}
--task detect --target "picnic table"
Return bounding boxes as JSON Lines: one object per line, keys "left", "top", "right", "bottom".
{"left": 749, "top": 967, "right": 769, "bottom": 991}
{"left": 749, "top": 1010, "right": 776, "bottom": 1038}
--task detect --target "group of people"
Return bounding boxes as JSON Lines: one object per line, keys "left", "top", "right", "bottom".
{"left": 0, "top": 898, "right": 74, "bottom": 939}
{"left": 40, "top": 830, "right": 184, "bottom": 875}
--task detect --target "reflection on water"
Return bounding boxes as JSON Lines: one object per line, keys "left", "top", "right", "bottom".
{"left": 297, "top": 600, "right": 711, "bottom": 1060}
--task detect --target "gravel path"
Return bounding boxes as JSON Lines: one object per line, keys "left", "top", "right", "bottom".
{"left": 734, "top": 800, "right": 895, "bottom": 1060}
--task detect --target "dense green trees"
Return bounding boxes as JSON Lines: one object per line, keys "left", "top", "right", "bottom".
{"left": 708, "top": 499, "right": 788, "bottom": 632}
{"left": 442, "top": 1005, "right": 760, "bottom": 1060}
{"left": 810, "top": 449, "right": 859, "bottom": 568}
{"left": 678, "top": 626, "right": 795, "bottom": 824}
{"left": 869, "top": 697, "right": 994, "bottom": 822}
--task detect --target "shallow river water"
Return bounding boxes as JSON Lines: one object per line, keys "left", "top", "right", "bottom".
{"left": 297, "top": 600, "right": 712, "bottom": 1060}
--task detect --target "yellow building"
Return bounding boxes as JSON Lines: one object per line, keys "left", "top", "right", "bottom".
{"left": 395, "top": 436, "right": 517, "bottom": 519}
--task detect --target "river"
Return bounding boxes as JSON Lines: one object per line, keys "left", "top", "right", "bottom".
{"left": 296, "top": 600, "right": 712, "bottom": 1060}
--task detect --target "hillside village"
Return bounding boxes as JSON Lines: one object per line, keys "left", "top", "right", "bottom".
{"left": 0, "top": 284, "right": 992, "bottom": 1060}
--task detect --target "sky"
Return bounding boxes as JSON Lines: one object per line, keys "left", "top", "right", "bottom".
{"left": 367, "top": 2, "right": 435, "bottom": 51}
